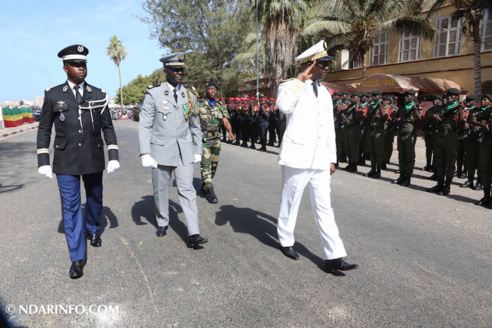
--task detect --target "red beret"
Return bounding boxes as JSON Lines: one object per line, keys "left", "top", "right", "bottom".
{"left": 269, "top": 98, "right": 275, "bottom": 101}
{"left": 229, "top": 97, "right": 235, "bottom": 101}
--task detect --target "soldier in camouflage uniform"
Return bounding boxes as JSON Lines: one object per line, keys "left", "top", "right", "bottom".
{"left": 364, "top": 92, "right": 388, "bottom": 178}
{"left": 469, "top": 94, "right": 492, "bottom": 207}
{"left": 392, "top": 89, "right": 421, "bottom": 187}
{"left": 462, "top": 95, "right": 483, "bottom": 190}
{"left": 199, "top": 81, "right": 235, "bottom": 203}
{"left": 425, "top": 88, "right": 464, "bottom": 196}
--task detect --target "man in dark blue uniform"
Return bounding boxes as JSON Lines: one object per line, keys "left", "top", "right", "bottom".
{"left": 36, "top": 45, "right": 119, "bottom": 279}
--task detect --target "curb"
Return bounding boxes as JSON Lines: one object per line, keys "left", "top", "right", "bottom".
{"left": 1, "top": 125, "right": 39, "bottom": 139}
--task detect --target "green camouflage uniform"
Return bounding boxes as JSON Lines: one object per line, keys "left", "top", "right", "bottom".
{"left": 396, "top": 102, "right": 421, "bottom": 179}
{"left": 199, "top": 99, "right": 229, "bottom": 191}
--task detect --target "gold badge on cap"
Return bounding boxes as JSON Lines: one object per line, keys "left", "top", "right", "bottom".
{"left": 179, "top": 55, "right": 184, "bottom": 61}
{"left": 78, "top": 46, "right": 84, "bottom": 53}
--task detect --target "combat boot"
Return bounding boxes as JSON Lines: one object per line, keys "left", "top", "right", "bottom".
{"left": 345, "top": 163, "right": 357, "bottom": 172}
{"left": 438, "top": 180, "right": 451, "bottom": 196}
{"left": 393, "top": 174, "right": 405, "bottom": 185}
{"left": 475, "top": 189, "right": 490, "bottom": 206}
{"left": 204, "top": 187, "right": 218, "bottom": 204}
{"left": 426, "top": 179, "right": 444, "bottom": 193}
{"left": 365, "top": 164, "right": 376, "bottom": 177}
{"left": 371, "top": 165, "right": 381, "bottom": 179}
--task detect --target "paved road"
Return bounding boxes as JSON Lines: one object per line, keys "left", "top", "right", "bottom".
{"left": 0, "top": 120, "right": 490, "bottom": 327}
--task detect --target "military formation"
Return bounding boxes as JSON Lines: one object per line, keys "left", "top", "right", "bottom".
{"left": 218, "top": 96, "right": 281, "bottom": 150}
{"left": 333, "top": 89, "right": 492, "bottom": 208}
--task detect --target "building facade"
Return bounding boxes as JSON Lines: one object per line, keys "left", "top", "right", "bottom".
{"left": 326, "top": 1, "right": 492, "bottom": 95}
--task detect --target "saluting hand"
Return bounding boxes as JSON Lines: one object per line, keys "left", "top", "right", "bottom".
{"left": 296, "top": 61, "right": 317, "bottom": 82}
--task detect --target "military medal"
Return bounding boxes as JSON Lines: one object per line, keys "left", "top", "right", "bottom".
{"left": 165, "top": 90, "right": 169, "bottom": 96}
{"left": 163, "top": 114, "right": 168, "bottom": 121}
{"left": 60, "top": 113, "right": 65, "bottom": 121}
{"left": 181, "top": 92, "right": 185, "bottom": 98}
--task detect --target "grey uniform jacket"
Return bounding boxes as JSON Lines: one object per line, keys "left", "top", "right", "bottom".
{"left": 139, "top": 83, "right": 202, "bottom": 166}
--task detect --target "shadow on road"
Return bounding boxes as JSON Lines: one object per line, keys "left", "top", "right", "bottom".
{"left": 58, "top": 206, "right": 119, "bottom": 235}
{"left": 131, "top": 195, "right": 157, "bottom": 228}
{"left": 0, "top": 184, "right": 23, "bottom": 193}
{"left": 214, "top": 205, "right": 325, "bottom": 271}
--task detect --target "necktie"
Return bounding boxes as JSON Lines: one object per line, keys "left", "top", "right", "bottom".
{"left": 74, "top": 85, "right": 82, "bottom": 103}
{"left": 313, "top": 81, "right": 318, "bottom": 98}
{"left": 173, "top": 88, "right": 178, "bottom": 102}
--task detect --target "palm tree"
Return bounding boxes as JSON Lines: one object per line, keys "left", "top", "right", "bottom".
{"left": 106, "top": 36, "right": 127, "bottom": 107}
{"left": 426, "top": 0, "right": 490, "bottom": 95}
{"left": 256, "top": 0, "right": 309, "bottom": 90}
{"left": 304, "top": 0, "right": 436, "bottom": 81}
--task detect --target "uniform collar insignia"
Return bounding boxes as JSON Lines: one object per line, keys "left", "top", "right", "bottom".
{"left": 86, "top": 85, "right": 92, "bottom": 93}
{"left": 63, "top": 85, "right": 68, "bottom": 92}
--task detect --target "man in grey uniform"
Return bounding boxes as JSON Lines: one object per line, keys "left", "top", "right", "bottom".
{"left": 138, "top": 53, "right": 207, "bottom": 249}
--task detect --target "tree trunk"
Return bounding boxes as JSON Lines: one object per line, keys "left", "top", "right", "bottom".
{"left": 362, "top": 51, "right": 367, "bottom": 81}
{"left": 472, "top": 21, "right": 482, "bottom": 95}
{"left": 118, "top": 64, "right": 123, "bottom": 107}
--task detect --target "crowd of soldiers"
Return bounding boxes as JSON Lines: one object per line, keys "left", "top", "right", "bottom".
{"left": 333, "top": 89, "right": 492, "bottom": 208}
{"left": 215, "top": 96, "right": 282, "bottom": 151}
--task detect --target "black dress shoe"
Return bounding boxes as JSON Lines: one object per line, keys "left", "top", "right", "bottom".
{"left": 458, "top": 172, "right": 467, "bottom": 179}
{"left": 437, "top": 186, "right": 450, "bottom": 196}
{"left": 461, "top": 180, "right": 474, "bottom": 188}
{"left": 156, "top": 226, "right": 168, "bottom": 237}
{"left": 187, "top": 234, "right": 208, "bottom": 249}
{"left": 427, "top": 173, "right": 437, "bottom": 180}
{"left": 395, "top": 169, "right": 400, "bottom": 174}
{"left": 475, "top": 196, "right": 490, "bottom": 206}
{"left": 426, "top": 184, "right": 443, "bottom": 193}
{"left": 401, "top": 178, "right": 411, "bottom": 187}
{"left": 381, "top": 163, "right": 387, "bottom": 170}
{"left": 205, "top": 188, "right": 218, "bottom": 203}
{"left": 325, "top": 258, "right": 358, "bottom": 276}
{"left": 392, "top": 177, "right": 404, "bottom": 185}
{"left": 69, "top": 260, "right": 86, "bottom": 279}
{"left": 87, "top": 233, "right": 102, "bottom": 247}
{"left": 280, "top": 246, "right": 299, "bottom": 260}
{"left": 474, "top": 183, "right": 482, "bottom": 191}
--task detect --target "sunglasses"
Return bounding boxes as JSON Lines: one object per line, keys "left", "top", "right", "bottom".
{"left": 315, "top": 62, "right": 330, "bottom": 69}
{"left": 166, "top": 66, "right": 185, "bottom": 73}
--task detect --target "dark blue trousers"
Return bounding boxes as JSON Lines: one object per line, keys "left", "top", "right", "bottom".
{"left": 56, "top": 172, "right": 103, "bottom": 262}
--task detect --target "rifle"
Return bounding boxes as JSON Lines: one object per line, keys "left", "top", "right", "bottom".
{"left": 386, "top": 103, "right": 419, "bottom": 135}
{"left": 335, "top": 103, "right": 357, "bottom": 128}
{"left": 361, "top": 102, "right": 381, "bottom": 129}
{"left": 465, "top": 120, "right": 492, "bottom": 142}
{"left": 421, "top": 103, "right": 462, "bottom": 131}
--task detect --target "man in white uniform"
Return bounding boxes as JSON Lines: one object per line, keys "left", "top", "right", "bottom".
{"left": 276, "top": 41, "right": 358, "bottom": 276}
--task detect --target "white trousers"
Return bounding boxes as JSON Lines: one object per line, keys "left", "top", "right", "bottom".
{"left": 277, "top": 165, "right": 347, "bottom": 260}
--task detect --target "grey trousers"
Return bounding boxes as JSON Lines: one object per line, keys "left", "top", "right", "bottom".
{"left": 152, "top": 161, "right": 200, "bottom": 236}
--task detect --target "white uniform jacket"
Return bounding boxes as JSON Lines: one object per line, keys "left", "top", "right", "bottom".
{"left": 276, "top": 78, "right": 337, "bottom": 170}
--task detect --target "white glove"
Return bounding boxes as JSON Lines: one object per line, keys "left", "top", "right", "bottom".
{"left": 194, "top": 154, "right": 202, "bottom": 163}
{"left": 107, "top": 160, "right": 120, "bottom": 174}
{"left": 38, "top": 165, "right": 53, "bottom": 179}
{"left": 141, "top": 154, "right": 158, "bottom": 168}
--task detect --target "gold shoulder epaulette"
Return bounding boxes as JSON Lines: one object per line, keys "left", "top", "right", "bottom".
{"left": 185, "top": 85, "right": 200, "bottom": 98}
{"left": 147, "top": 84, "right": 160, "bottom": 89}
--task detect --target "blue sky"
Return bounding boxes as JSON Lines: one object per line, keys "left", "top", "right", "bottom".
{"left": 0, "top": 0, "right": 166, "bottom": 102}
